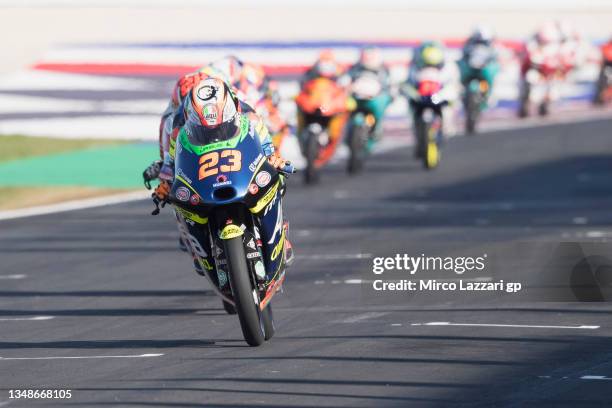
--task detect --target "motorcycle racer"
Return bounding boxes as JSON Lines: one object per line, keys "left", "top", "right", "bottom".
{"left": 152, "top": 76, "right": 294, "bottom": 278}
{"left": 301, "top": 49, "right": 345, "bottom": 86}
{"left": 457, "top": 26, "right": 499, "bottom": 102}
{"left": 343, "top": 46, "right": 393, "bottom": 142}
{"left": 403, "top": 41, "right": 458, "bottom": 139}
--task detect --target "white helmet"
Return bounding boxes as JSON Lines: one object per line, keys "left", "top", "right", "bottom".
{"left": 471, "top": 25, "right": 494, "bottom": 44}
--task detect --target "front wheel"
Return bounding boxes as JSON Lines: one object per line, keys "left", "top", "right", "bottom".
{"left": 261, "top": 304, "right": 275, "bottom": 340}
{"left": 225, "top": 236, "right": 265, "bottom": 346}
{"left": 304, "top": 130, "right": 320, "bottom": 184}
{"left": 518, "top": 81, "right": 530, "bottom": 118}
{"left": 465, "top": 89, "right": 480, "bottom": 135}
{"left": 347, "top": 124, "right": 367, "bottom": 174}
{"left": 222, "top": 300, "right": 237, "bottom": 315}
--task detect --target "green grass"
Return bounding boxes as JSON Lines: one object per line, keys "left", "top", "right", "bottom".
{"left": 0, "top": 186, "right": 134, "bottom": 211}
{"left": 0, "top": 135, "right": 128, "bottom": 163}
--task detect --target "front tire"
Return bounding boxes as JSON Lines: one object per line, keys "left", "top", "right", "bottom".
{"left": 347, "top": 124, "right": 366, "bottom": 174}
{"left": 304, "top": 130, "right": 320, "bottom": 184}
{"left": 222, "top": 300, "right": 237, "bottom": 315}
{"left": 261, "top": 304, "right": 275, "bottom": 340}
{"left": 225, "top": 236, "right": 265, "bottom": 346}
{"left": 465, "top": 89, "right": 479, "bottom": 135}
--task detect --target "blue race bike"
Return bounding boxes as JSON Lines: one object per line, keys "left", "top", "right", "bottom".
{"left": 167, "top": 114, "right": 294, "bottom": 346}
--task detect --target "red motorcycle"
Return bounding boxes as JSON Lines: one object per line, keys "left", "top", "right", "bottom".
{"left": 593, "top": 41, "right": 612, "bottom": 105}
{"left": 518, "top": 46, "right": 560, "bottom": 117}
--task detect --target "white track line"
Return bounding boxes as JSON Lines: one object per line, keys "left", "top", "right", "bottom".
{"left": 0, "top": 190, "right": 149, "bottom": 221}
{"left": 0, "top": 274, "right": 26, "bottom": 280}
{"left": 296, "top": 253, "right": 372, "bottom": 260}
{"left": 411, "top": 322, "right": 600, "bottom": 330}
{"left": 0, "top": 353, "right": 163, "bottom": 361}
{"left": 335, "top": 312, "right": 388, "bottom": 324}
{"left": 0, "top": 316, "right": 54, "bottom": 321}
{"left": 581, "top": 375, "right": 612, "bottom": 381}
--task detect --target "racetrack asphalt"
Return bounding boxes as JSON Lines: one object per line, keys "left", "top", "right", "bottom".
{"left": 1, "top": 117, "right": 612, "bottom": 407}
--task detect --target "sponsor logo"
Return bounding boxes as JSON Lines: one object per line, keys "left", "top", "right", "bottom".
{"left": 256, "top": 171, "right": 271, "bottom": 188}
{"left": 176, "top": 168, "right": 192, "bottom": 185}
{"left": 249, "top": 153, "right": 263, "bottom": 172}
{"left": 220, "top": 224, "right": 244, "bottom": 240}
{"left": 176, "top": 186, "right": 190, "bottom": 202}
{"left": 197, "top": 83, "right": 218, "bottom": 101}
{"left": 249, "top": 183, "right": 259, "bottom": 195}
{"left": 247, "top": 252, "right": 261, "bottom": 259}
{"left": 216, "top": 174, "right": 228, "bottom": 183}
{"left": 213, "top": 180, "right": 232, "bottom": 188}
{"left": 247, "top": 238, "right": 257, "bottom": 250}
{"left": 202, "top": 104, "right": 218, "bottom": 122}
{"left": 189, "top": 194, "right": 201, "bottom": 205}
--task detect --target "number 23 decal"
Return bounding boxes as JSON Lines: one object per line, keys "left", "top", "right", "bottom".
{"left": 198, "top": 150, "right": 242, "bottom": 180}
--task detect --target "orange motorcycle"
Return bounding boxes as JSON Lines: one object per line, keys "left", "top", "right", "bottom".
{"left": 295, "top": 77, "right": 352, "bottom": 184}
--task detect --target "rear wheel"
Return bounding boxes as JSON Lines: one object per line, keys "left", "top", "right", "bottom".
{"left": 304, "top": 130, "right": 320, "bottom": 184}
{"left": 225, "top": 236, "right": 265, "bottom": 346}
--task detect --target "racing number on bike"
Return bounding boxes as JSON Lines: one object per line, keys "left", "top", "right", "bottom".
{"left": 198, "top": 150, "right": 242, "bottom": 180}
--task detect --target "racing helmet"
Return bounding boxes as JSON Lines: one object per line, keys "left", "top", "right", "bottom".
{"left": 470, "top": 25, "right": 494, "bottom": 45}
{"left": 316, "top": 49, "right": 339, "bottom": 78}
{"left": 209, "top": 55, "right": 245, "bottom": 88}
{"left": 183, "top": 77, "right": 241, "bottom": 145}
{"left": 359, "top": 46, "right": 383, "bottom": 70}
{"left": 536, "top": 22, "right": 560, "bottom": 46}
{"left": 170, "top": 71, "right": 212, "bottom": 109}
{"left": 417, "top": 41, "right": 445, "bottom": 69}
{"left": 556, "top": 20, "right": 575, "bottom": 42}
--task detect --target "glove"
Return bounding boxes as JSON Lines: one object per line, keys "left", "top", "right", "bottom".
{"left": 159, "top": 163, "right": 175, "bottom": 182}
{"left": 151, "top": 180, "right": 171, "bottom": 216}
{"left": 143, "top": 160, "right": 162, "bottom": 190}
{"left": 267, "top": 154, "right": 287, "bottom": 169}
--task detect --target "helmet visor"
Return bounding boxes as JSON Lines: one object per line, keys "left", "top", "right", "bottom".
{"left": 185, "top": 118, "right": 239, "bottom": 146}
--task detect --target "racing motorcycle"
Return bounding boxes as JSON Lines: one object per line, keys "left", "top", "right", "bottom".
{"left": 295, "top": 77, "right": 351, "bottom": 184}
{"left": 406, "top": 67, "right": 447, "bottom": 170}
{"left": 460, "top": 44, "right": 495, "bottom": 134}
{"left": 593, "top": 41, "right": 612, "bottom": 105}
{"left": 346, "top": 71, "right": 390, "bottom": 174}
{"left": 163, "top": 116, "right": 294, "bottom": 346}
{"left": 518, "top": 50, "right": 559, "bottom": 117}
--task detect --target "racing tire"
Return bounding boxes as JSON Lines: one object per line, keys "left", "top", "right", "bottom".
{"left": 347, "top": 125, "right": 367, "bottom": 175}
{"left": 518, "top": 83, "right": 530, "bottom": 118}
{"left": 304, "top": 130, "right": 320, "bottom": 184}
{"left": 225, "top": 236, "right": 265, "bottom": 346}
{"left": 222, "top": 299, "right": 237, "bottom": 315}
{"left": 465, "top": 90, "right": 479, "bottom": 135}
{"left": 413, "top": 116, "right": 426, "bottom": 159}
{"left": 261, "top": 304, "right": 275, "bottom": 341}
{"left": 593, "top": 73, "right": 606, "bottom": 105}
{"left": 538, "top": 101, "right": 549, "bottom": 117}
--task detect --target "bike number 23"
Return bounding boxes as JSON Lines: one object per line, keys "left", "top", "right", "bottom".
{"left": 198, "top": 150, "right": 242, "bottom": 180}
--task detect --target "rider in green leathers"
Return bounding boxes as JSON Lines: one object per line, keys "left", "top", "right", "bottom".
{"left": 344, "top": 47, "right": 393, "bottom": 149}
